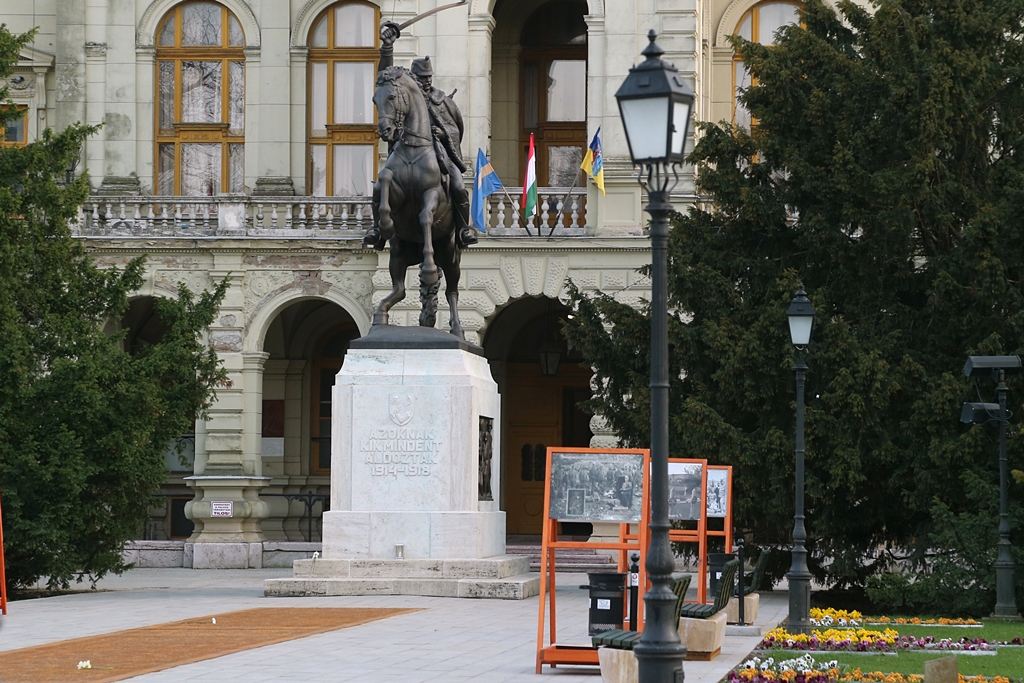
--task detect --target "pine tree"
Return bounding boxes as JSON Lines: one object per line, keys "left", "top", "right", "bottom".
{"left": 0, "top": 26, "right": 227, "bottom": 588}
{"left": 566, "top": 0, "right": 1024, "bottom": 612}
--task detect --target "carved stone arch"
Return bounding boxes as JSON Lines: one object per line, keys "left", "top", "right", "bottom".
{"left": 244, "top": 289, "right": 371, "bottom": 354}
{"left": 470, "top": 0, "right": 604, "bottom": 18}
{"left": 293, "top": 0, "right": 382, "bottom": 48}
{"left": 138, "top": 0, "right": 261, "bottom": 48}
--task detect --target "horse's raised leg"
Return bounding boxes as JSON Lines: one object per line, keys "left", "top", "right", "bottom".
{"left": 372, "top": 239, "right": 411, "bottom": 326}
{"left": 437, "top": 235, "right": 465, "bottom": 340}
{"left": 418, "top": 189, "right": 441, "bottom": 328}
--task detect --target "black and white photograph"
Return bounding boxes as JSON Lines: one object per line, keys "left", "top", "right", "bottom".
{"left": 668, "top": 461, "right": 704, "bottom": 521}
{"left": 706, "top": 468, "right": 729, "bottom": 518}
{"left": 548, "top": 451, "right": 644, "bottom": 522}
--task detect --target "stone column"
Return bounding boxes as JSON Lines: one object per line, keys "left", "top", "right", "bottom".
{"left": 252, "top": 0, "right": 294, "bottom": 197}
{"left": 587, "top": 4, "right": 644, "bottom": 235}
{"left": 56, "top": 0, "right": 86, "bottom": 132}
{"left": 97, "top": 0, "right": 141, "bottom": 195}
{"left": 83, "top": 0, "right": 106, "bottom": 189}
{"left": 185, "top": 263, "right": 270, "bottom": 568}
{"left": 135, "top": 46, "right": 156, "bottom": 194}
{"left": 466, "top": 14, "right": 496, "bottom": 162}
{"left": 288, "top": 47, "right": 308, "bottom": 194}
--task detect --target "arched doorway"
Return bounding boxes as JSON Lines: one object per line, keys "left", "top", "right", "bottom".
{"left": 485, "top": 296, "right": 593, "bottom": 536}
{"left": 260, "top": 299, "right": 360, "bottom": 541}
{"left": 490, "top": 0, "right": 590, "bottom": 186}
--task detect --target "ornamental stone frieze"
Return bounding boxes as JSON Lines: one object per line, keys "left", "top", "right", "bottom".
{"left": 242, "top": 270, "right": 296, "bottom": 321}
{"left": 320, "top": 270, "right": 374, "bottom": 318}
{"left": 154, "top": 269, "right": 211, "bottom": 296}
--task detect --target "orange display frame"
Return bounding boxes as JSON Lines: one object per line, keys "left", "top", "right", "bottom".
{"left": 628, "top": 458, "right": 733, "bottom": 605}
{"left": 535, "top": 447, "right": 650, "bottom": 673}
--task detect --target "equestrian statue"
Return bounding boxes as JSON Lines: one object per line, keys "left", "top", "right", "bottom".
{"left": 362, "top": 16, "right": 476, "bottom": 340}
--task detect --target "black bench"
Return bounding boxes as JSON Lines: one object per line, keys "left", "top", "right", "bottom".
{"left": 738, "top": 549, "right": 770, "bottom": 597}
{"left": 592, "top": 574, "right": 693, "bottom": 651}
{"left": 676, "top": 558, "right": 738, "bottom": 619}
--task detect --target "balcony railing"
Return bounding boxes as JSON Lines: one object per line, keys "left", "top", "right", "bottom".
{"left": 74, "top": 188, "right": 588, "bottom": 238}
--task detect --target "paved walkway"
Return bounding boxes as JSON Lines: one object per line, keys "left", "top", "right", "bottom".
{"left": 0, "top": 568, "right": 786, "bottom": 682}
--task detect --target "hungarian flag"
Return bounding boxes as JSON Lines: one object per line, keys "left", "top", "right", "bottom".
{"left": 522, "top": 133, "right": 538, "bottom": 218}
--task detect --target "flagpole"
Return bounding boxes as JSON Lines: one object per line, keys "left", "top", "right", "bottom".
{"left": 550, "top": 166, "right": 583, "bottom": 237}
{"left": 499, "top": 185, "right": 533, "bottom": 237}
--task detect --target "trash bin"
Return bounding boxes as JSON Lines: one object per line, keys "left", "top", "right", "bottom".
{"left": 707, "top": 552, "right": 736, "bottom": 598}
{"left": 581, "top": 572, "right": 627, "bottom": 635}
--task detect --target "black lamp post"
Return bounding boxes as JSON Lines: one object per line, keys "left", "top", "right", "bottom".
{"left": 615, "top": 29, "right": 694, "bottom": 683}
{"left": 962, "top": 355, "right": 1022, "bottom": 619}
{"left": 786, "top": 287, "right": 815, "bottom": 634}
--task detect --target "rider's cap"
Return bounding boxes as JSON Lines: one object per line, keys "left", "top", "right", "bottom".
{"left": 411, "top": 56, "right": 433, "bottom": 77}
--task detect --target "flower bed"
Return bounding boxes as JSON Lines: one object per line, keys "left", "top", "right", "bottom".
{"left": 758, "top": 627, "right": 1021, "bottom": 653}
{"left": 810, "top": 608, "right": 983, "bottom": 628}
{"left": 730, "top": 654, "right": 1011, "bottom": 683}
{"left": 809, "top": 608, "right": 984, "bottom": 628}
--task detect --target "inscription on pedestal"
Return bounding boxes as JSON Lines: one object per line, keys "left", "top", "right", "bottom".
{"left": 361, "top": 426, "right": 442, "bottom": 478}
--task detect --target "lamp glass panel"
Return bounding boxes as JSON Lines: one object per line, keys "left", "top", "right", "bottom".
{"left": 619, "top": 96, "right": 669, "bottom": 160}
{"left": 788, "top": 315, "right": 813, "bottom": 346}
{"left": 671, "top": 100, "right": 691, "bottom": 155}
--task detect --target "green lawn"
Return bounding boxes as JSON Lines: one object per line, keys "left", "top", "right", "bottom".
{"left": 827, "top": 649, "right": 1024, "bottom": 682}
{"left": 776, "top": 621, "right": 1024, "bottom": 682}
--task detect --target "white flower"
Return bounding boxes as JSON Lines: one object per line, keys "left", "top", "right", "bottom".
{"left": 211, "top": 617, "right": 216, "bottom": 624}
{"left": 77, "top": 661, "right": 92, "bottom": 670}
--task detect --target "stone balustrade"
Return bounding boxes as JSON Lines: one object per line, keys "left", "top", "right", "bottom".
{"left": 74, "top": 188, "right": 589, "bottom": 238}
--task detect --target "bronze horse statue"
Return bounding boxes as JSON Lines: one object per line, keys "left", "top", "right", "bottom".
{"left": 370, "top": 65, "right": 465, "bottom": 339}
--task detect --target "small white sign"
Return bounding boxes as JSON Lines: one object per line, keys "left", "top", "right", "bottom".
{"left": 210, "top": 501, "right": 233, "bottom": 517}
{"left": 630, "top": 572, "right": 639, "bottom": 587}
{"left": 597, "top": 599, "right": 611, "bottom": 611}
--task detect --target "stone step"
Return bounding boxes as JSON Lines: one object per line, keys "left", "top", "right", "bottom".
{"left": 505, "top": 543, "right": 619, "bottom": 574}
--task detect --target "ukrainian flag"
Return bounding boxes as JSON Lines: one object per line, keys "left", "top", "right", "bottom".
{"left": 581, "top": 128, "right": 605, "bottom": 196}
{"left": 472, "top": 148, "right": 503, "bottom": 232}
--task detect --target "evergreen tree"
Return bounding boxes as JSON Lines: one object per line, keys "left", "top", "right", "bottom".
{"left": 0, "top": 26, "right": 227, "bottom": 588}
{"left": 566, "top": 0, "right": 1024, "bottom": 612}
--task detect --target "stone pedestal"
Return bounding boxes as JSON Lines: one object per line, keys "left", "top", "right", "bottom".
{"left": 724, "top": 593, "right": 760, "bottom": 624}
{"left": 677, "top": 611, "right": 727, "bottom": 660}
{"left": 185, "top": 474, "right": 270, "bottom": 569}
{"left": 266, "top": 325, "right": 538, "bottom": 599}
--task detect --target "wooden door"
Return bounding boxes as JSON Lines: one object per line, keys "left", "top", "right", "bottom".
{"left": 504, "top": 363, "right": 593, "bottom": 535}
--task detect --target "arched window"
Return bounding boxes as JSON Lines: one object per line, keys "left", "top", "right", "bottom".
{"left": 307, "top": 2, "right": 380, "bottom": 197}
{"left": 155, "top": 1, "right": 245, "bottom": 196}
{"left": 733, "top": 1, "right": 801, "bottom": 128}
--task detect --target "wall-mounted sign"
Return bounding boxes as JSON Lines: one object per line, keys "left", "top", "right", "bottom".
{"left": 210, "top": 501, "right": 233, "bottom": 518}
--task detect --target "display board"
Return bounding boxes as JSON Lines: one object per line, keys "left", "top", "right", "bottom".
{"left": 627, "top": 458, "right": 733, "bottom": 605}
{"left": 535, "top": 447, "right": 649, "bottom": 673}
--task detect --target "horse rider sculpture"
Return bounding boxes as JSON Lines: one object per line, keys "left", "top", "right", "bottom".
{"left": 363, "top": 20, "right": 477, "bottom": 251}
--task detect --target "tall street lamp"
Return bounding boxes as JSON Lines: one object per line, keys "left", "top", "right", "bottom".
{"left": 786, "top": 288, "right": 815, "bottom": 634}
{"left": 962, "top": 355, "right": 1022, "bottom": 619}
{"left": 615, "top": 29, "right": 694, "bottom": 683}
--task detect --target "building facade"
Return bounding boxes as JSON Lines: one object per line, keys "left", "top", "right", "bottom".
{"left": 1, "top": 0, "right": 815, "bottom": 565}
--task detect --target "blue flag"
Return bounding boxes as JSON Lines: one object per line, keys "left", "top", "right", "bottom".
{"left": 472, "top": 148, "right": 503, "bottom": 232}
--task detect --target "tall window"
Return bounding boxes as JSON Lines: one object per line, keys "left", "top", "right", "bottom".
{"left": 519, "top": 1, "right": 588, "bottom": 186}
{"left": 155, "top": 2, "right": 245, "bottom": 196}
{"left": 0, "top": 106, "right": 28, "bottom": 148}
{"left": 307, "top": 2, "right": 380, "bottom": 197}
{"left": 733, "top": 1, "right": 801, "bottom": 128}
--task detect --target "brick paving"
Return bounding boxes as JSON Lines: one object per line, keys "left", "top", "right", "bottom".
{"left": 0, "top": 568, "right": 786, "bottom": 682}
